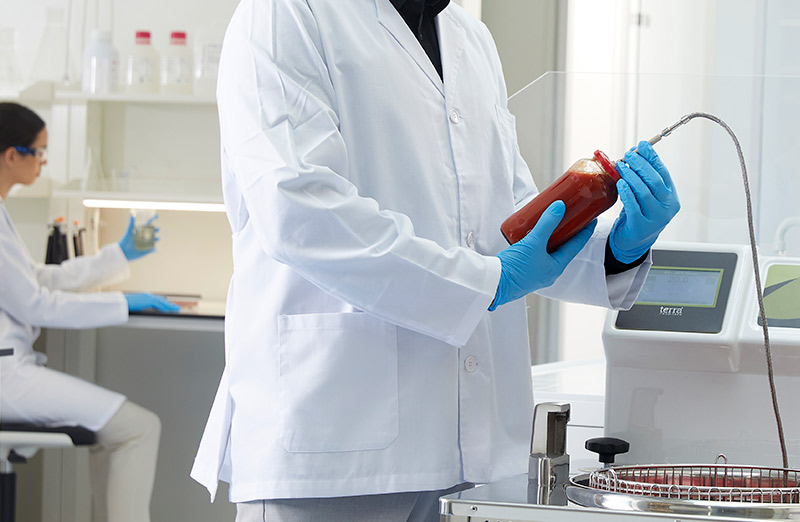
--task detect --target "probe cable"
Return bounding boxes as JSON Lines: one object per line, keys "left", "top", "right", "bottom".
{"left": 644, "top": 112, "right": 788, "bottom": 470}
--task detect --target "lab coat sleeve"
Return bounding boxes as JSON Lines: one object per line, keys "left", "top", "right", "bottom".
{"left": 34, "top": 243, "right": 131, "bottom": 291}
{"left": 218, "top": 0, "right": 499, "bottom": 347}
{"left": 535, "top": 217, "right": 652, "bottom": 309}
{"left": 0, "top": 226, "right": 129, "bottom": 329}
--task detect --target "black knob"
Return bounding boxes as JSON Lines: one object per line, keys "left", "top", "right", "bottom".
{"left": 585, "top": 437, "right": 630, "bottom": 464}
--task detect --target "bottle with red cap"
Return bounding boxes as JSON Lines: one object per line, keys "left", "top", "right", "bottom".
{"left": 124, "top": 30, "right": 158, "bottom": 93}
{"left": 161, "top": 31, "right": 193, "bottom": 95}
{"left": 500, "top": 150, "right": 620, "bottom": 252}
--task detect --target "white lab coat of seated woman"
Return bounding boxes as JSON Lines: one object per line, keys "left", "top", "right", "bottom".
{"left": 0, "top": 221, "right": 160, "bottom": 522}
{"left": 0, "top": 102, "right": 175, "bottom": 522}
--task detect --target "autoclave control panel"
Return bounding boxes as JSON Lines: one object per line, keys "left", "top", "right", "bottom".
{"left": 615, "top": 249, "right": 738, "bottom": 334}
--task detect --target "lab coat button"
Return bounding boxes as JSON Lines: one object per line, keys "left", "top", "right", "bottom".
{"left": 466, "top": 231, "right": 475, "bottom": 248}
{"left": 449, "top": 109, "right": 461, "bottom": 124}
{"left": 464, "top": 356, "right": 477, "bottom": 372}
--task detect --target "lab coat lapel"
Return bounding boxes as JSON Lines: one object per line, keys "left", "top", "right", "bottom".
{"left": 437, "top": 8, "right": 465, "bottom": 94}
{"left": 374, "top": 0, "right": 444, "bottom": 96}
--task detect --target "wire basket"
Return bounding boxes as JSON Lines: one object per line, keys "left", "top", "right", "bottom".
{"left": 589, "top": 463, "right": 800, "bottom": 503}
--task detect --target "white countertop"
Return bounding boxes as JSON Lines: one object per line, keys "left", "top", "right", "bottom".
{"left": 125, "top": 299, "right": 225, "bottom": 332}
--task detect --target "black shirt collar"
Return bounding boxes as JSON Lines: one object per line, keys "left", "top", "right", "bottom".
{"left": 389, "top": 0, "right": 450, "bottom": 20}
{"left": 390, "top": 0, "right": 450, "bottom": 81}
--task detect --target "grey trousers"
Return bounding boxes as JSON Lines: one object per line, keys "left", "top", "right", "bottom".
{"left": 235, "top": 483, "right": 473, "bottom": 522}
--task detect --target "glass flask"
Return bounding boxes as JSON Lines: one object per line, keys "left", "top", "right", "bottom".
{"left": 0, "top": 28, "right": 22, "bottom": 87}
{"left": 131, "top": 208, "right": 157, "bottom": 250}
{"left": 500, "top": 150, "right": 620, "bottom": 251}
{"left": 31, "top": 7, "right": 71, "bottom": 83}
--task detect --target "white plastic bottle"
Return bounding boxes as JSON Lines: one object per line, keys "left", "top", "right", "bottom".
{"left": 82, "top": 29, "right": 119, "bottom": 94}
{"left": 125, "top": 31, "right": 159, "bottom": 93}
{"left": 160, "top": 31, "right": 192, "bottom": 95}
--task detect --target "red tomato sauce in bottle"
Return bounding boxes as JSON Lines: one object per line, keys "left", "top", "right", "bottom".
{"left": 500, "top": 150, "right": 620, "bottom": 251}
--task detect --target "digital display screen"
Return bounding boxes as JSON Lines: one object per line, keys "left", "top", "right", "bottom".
{"left": 760, "top": 264, "right": 800, "bottom": 329}
{"left": 636, "top": 267, "right": 723, "bottom": 307}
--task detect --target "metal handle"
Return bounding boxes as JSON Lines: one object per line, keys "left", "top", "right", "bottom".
{"left": 530, "top": 402, "right": 570, "bottom": 457}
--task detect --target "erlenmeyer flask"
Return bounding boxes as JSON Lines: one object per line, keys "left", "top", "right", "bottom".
{"left": 0, "top": 28, "right": 22, "bottom": 87}
{"left": 30, "top": 6, "right": 74, "bottom": 84}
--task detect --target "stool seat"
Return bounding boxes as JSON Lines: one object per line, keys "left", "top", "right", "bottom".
{"left": 0, "top": 423, "right": 97, "bottom": 522}
{"left": 0, "top": 423, "right": 96, "bottom": 461}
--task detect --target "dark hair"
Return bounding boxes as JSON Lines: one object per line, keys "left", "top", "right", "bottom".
{"left": 0, "top": 102, "right": 46, "bottom": 152}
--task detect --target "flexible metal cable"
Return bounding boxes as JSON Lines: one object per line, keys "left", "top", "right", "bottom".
{"left": 646, "top": 112, "right": 788, "bottom": 469}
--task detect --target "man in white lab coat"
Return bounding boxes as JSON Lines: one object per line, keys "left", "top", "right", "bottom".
{"left": 191, "top": 1, "right": 680, "bottom": 521}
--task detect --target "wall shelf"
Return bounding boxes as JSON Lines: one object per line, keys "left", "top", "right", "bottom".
{"left": 0, "top": 81, "right": 55, "bottom": 102}
{"left": 54, "top": 89, "right": 216, "bottom": 105}
{"left": 52, "top": 178, "right": 222, "bottom": 204}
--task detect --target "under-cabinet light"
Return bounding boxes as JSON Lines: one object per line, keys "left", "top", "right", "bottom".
{"left": 82, "top": 199, "right": 226, "bottom": 212}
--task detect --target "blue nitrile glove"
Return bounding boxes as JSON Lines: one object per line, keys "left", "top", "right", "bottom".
{"left": 119, "top": 215, "right": 159, "bottom": 261}
{"left": 610, "top": 141, "right": 681, "bottom": 263}
{"left": 490, "top": 201, "right": 597, "bottom": 311}
{"left": 125, "top": 293, "right": 180, "bottom": 313}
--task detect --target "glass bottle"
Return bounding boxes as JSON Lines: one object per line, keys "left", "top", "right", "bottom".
{"left": 125, "top": 30, "right": 159, "bottom": 93}
{"left": 161, "top": 31, "right": 192, "bottom": 95}
{"left": 82, "top": 29, "right": 119, "bottom": 94}
{"left": 500, "top": 150, "right": 620, "bottom": 251}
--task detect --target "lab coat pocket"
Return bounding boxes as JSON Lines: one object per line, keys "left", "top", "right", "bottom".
{"left": 277, "top": 312, "right": 399, "bottom": 453}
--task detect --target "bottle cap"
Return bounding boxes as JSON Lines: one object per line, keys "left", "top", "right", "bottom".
{"left": 135, "top": 31, "right": 151, "bottom": 44}
{"left": 594, "top": 150, "right": 621, "bottom": 182}
{"left": 91, "top": 29, "right": 112, "bottom": 42}
{"left": 170, "top": 31, "right": 187, "bottom": 45}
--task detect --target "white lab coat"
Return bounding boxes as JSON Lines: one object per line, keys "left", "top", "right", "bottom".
{"left": 0, "top": 200, "right": 130, "bottom": 431}
{"left": 191, "top": 0, "right": 651, "bottom": 501}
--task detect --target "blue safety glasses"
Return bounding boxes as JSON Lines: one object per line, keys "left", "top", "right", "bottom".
{"left": 14, "top": 146, "right": 47, "bottom": 162}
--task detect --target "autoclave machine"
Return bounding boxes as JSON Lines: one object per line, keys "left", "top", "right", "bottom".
{"left": 441, "top": 242, "right": 800, "bottom": 521}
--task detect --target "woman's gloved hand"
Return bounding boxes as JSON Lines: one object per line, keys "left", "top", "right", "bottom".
{"left": 125, "top": 293, "right": 180, "bottom": 313}
{"left": 118, "top": 215, "right": 159, "bottom": 261}
{"left": 610, "top": 141, "right": 680, "bottom": 263}
{"left": 490, "top": 201, "right": 596, "bottom": 311}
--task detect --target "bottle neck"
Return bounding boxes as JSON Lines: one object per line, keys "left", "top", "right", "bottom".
{"left": 593, "top": 150, "right": 621, "bottom": 181}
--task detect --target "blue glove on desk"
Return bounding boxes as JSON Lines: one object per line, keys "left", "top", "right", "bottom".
{"left": 610, "top": 141, "right": 681, "bottom": 263}
{"left": 490, "top": 201, "right": 596, "bottom": 311}
{"left": 119, "top": 215, "right": 158, "bottom": 261}
{"left": 125, "top": 293, "right": 180, "bottom": 313}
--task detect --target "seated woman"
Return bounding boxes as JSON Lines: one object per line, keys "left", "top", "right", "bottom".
{"left": 0, "top": 102, "right": 178, "bottom": 522}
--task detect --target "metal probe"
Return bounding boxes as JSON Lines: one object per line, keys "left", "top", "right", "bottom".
{"left": 621, "top": 114, "right": 694, "bottom": 162}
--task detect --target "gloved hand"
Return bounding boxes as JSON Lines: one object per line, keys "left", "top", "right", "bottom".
{"left": 125, "top": 293, "right": 181, "bottom": 313}
{"left": 490, "top": 201, "right": 596, "bottom": 311}
{"left": 119, "top": 215, "right": 159, "bottom": 261}
{"left": 610, "top": 141, "right": 681, "bottom": 263}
